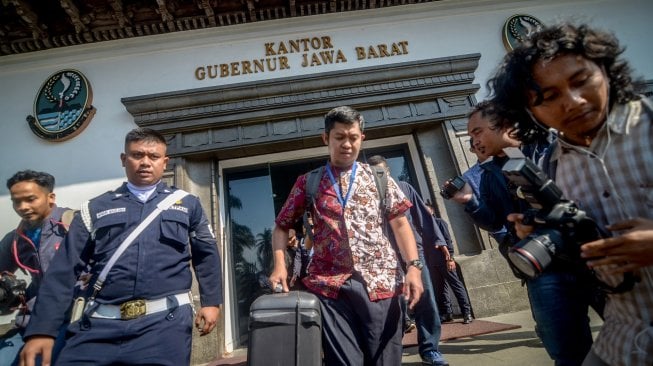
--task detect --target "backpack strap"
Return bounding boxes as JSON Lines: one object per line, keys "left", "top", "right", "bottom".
{"left": 370, "top": 165, "right": 388, "bottom": 213}
{"left": 366, "top": 164, "right": 390, "bottom": 239}
{"left": 305, "top": 166, "right": 325, "bottom": 212}
{"left": 303, "top": 166, "right": 324, "bottom": 239}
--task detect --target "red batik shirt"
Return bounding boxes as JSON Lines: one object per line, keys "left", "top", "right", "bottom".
{"left": 275, "top": 162, "right": 412, "bottom": 301}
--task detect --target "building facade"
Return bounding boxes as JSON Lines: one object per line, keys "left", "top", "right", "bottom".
{"left": 1, "top": 0, "right": 651, "bottom": 362}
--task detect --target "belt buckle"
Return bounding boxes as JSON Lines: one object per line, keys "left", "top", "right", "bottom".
{"left": 120, "top": 299, "right": 146, "bottom": 320}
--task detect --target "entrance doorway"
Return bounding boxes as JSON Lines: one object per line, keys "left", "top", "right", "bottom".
{"left": 221, "top": 137, "right": 425, "bottom": 346}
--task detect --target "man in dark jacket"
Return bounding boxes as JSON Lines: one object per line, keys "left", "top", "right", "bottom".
{"left": 424, "top": 206, "right": 473, "bottom": 325}
{"left": 448, "top": 101, "right": 524, "bottom": 241}
{"left": 368, "top": 155, "right": 449, "bottom": 366}
{"left": 0, "top": 170, "right": 72, "bottom": 366}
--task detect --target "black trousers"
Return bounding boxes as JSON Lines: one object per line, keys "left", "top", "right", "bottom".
{"left": 432, "top": 258, "right": 472, "bottom": 316}
{"left": 56, "top": 304, "right": 192, "bottom": 366}
{"left": 318, "top": 275, "right": 402, "bottom": 366}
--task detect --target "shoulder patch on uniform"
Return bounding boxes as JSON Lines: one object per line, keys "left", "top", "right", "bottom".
{"left": 96, "top": 207, "right": 127, "bottom": 219}
{"left": 80, "top": 200, "right": 93, "bottom": 234}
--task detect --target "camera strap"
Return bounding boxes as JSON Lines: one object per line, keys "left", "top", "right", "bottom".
{"left": 592, "top": 270, "right": 639, "bottom": 295}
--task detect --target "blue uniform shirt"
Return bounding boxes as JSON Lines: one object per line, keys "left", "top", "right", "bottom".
{"left": 25, "top": 182, "right": 223, "bottom": 338}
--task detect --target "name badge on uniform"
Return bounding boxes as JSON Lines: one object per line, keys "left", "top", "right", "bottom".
{"left": 169, "top": 205, "right": 188, "bottom": 214}
{"left": 96, "top": 207, "right": 127, "bottom": 219}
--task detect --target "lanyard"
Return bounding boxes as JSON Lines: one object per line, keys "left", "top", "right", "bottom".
{"left": 325, "top": 161, "right": 357, "bottom": 208}
{"left": 12, "top": 218, "right": 66, "bottom": 275}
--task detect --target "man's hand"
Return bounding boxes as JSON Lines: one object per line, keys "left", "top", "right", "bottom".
{"left": 287, "top": 234, "right": 298, "bottom": 249}
{"left": 268, "top": 265, "right": 289, "bottom": 293}
{"left": 446, "top": 259, "right": 456, "bottom": 272}
{"left": 270, "top": 226, "right": 291, "bottom": 292}
{"left": 450, "top": 183, "right": 473, "bottom": 204}
{"left": 403, "top": 267, "right": 424, "bottom": 310}
{"left": 438, "top": 246, "right": 456, "bottom": 272}
{"left": 195, "top": 306, "right": 220, "bottom": 336}
{"left": 19, "top": 336, "right": 54, "bottom": 366}
{"left": 581, "top": 217, "right": 653, "bottom": 275}
{"left": 507, "top": 213, "right": 534, "bottom": 240}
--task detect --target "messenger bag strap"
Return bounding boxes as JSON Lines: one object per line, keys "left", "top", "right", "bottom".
{"left": 91, "top": 189, "right": 189, "bottom": 296}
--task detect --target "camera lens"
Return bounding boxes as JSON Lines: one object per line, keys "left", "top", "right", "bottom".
{"left": 508, "top": 230, "right": 560, "bottom": 278}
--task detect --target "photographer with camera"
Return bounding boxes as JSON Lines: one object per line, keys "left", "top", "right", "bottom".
{"left": 442, "top": 101, "right": 604, "bottom": 366}
{"left": 0, "top": 170, "right": 73, "bottom": 366}
{"left": 460, "top": 138, "right": 509, "bottom": 244}
{"left": 489, "top": 22, "right": 653, "bottom": 366}
{"left": 442, "top": 101, "right": 525, "bottom": 244}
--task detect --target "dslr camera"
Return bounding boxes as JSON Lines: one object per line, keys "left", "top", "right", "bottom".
{"left": 0, "top": 273, "right": 26, "bottom": 311}
{"left": 501, "top": 148, "right": 635, "bottom": 292}
{"left": 440, "top": 175, "right": 466, "bottom": 199}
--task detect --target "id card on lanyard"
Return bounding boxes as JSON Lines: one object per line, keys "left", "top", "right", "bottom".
{"left": 325, "top": 161, "right": 357, "bottom": 212}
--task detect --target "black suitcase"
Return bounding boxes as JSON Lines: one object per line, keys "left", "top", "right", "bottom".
{"left": 247, "top": 291, "right": 322, "bottom": 366}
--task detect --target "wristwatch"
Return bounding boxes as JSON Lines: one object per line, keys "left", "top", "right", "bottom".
{"left": 407, "top": 259, "right": 424, "bottom": 271}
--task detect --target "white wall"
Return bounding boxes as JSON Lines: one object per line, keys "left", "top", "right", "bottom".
{"left": 0, "top": 0, "right": 651, "bottom": 233}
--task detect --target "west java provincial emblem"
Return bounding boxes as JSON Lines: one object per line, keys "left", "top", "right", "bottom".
{"left": 27, "top": 69, "right": 96, "bottom": 141}
{"left": 502, "top": 15, "right": 544, "bottom": 51}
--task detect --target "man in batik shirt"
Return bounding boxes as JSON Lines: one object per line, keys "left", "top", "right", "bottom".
{"left": 269, "top": 106, "right": 424, "bottom": 366}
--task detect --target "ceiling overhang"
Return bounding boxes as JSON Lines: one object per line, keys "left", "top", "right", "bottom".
{"left": 122, "top": 53, "right": 481, "bottom": 159}
{"left": 0, "top": 0, "right": 442, "bottom": 56}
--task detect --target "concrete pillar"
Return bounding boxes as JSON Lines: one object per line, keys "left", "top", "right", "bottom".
{"left": 172, "top": 158, "right": 224, "bottom": 364}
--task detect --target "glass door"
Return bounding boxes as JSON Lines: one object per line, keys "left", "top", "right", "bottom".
{"left": 225, "top": 167, "right": 276, "bottom": 343}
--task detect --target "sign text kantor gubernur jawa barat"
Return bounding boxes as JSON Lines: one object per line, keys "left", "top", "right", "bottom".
{"left": 194, "top": 35, "right": 409, "bottom": 80}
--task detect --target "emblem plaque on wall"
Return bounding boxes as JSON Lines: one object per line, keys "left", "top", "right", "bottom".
{"left": 502, "top": 14, "right": 544, "bottom": 51}
{"left": 27, "top": 69, "right": 96, "bottom": 141}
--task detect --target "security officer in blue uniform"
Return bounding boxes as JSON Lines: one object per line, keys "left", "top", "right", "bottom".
{"left": 20, "top": 128, "right": 223, "bottom": 366}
